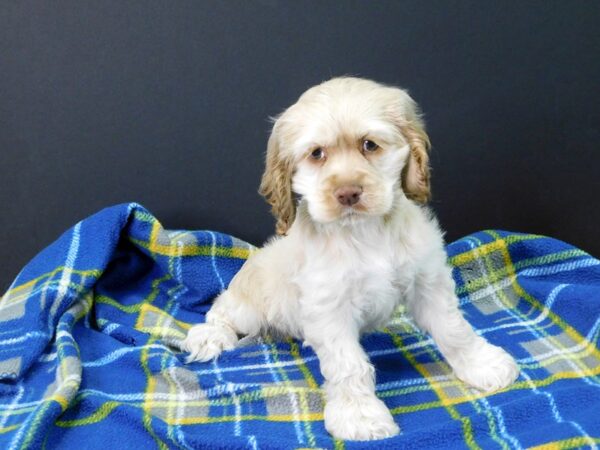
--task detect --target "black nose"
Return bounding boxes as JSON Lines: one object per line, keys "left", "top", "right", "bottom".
{"left": 334, "top": 186, "right": 363, "bottom": 206}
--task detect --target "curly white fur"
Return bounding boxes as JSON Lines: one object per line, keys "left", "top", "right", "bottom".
{"left": 184, "top": 77, "right": 519, "bottom": 441}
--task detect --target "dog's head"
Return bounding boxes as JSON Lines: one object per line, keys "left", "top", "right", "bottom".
{"left": 259, "top": 77, "right": 431, "bottom": 235}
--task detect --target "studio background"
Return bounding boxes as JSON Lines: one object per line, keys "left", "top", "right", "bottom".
{"left": 1, "top": 1, "right": 599, "bottom": 292}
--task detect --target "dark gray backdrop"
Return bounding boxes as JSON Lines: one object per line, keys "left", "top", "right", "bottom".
{"left": 1, "top": 1, "right": 599, "bottom": 292}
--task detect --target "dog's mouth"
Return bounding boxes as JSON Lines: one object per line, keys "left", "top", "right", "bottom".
{"left": 332, "top": 190, "right": 395, "bottom": 223}
{"left": 339, "top": 203, "right": 368, "bottom": 216}
{"left": 333, "top": 202, "right": 380, "bottom": 226}
{"left": 335, "top": 208, "right": 366, "bottom": 225}
{"left": 308, "top": 185, "right": 392, "bottom": 225}
{"left": 339, "top": 208, "right": 358, "bottom": 219}
{"left": 311, "top": 201, "right": 369, "bottom": 225}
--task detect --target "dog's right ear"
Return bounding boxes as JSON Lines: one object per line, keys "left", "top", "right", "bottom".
{"left": 259, "top": 120, "right": 296, "bottom": 235}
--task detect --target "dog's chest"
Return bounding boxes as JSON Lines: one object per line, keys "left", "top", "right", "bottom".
{"left": 300, "top": 236, "right": 413, "bottom": 330}
{"left": 347, "top": 247, "right": 410, "bottom": 331}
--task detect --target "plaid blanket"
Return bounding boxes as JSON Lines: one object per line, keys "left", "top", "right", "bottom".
{"left": 1, "top": 203, "right": 599, "bottom": 450}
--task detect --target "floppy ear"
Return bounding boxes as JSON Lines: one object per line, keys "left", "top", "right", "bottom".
{"left": 387, "top": 88, "right": 431, "bottom": 203}
{"left": 400, "top": 120, "right": 431, "bottom": 204}
{"left": 258, "top": 121, "right": 296, "bottom": 235}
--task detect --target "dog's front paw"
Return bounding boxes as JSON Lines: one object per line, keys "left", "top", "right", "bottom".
{"left": 324, "top": 395, "right": 399, "bottom": 441}
{"left": 183, "top": 323, "right": 238, "bottom": 363}
{"left": 453, "top": 342, "right": 519, "bottom": 392}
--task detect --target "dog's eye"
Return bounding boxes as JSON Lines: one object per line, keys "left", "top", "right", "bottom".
{"left": 362, "top": 140, "right": 379, "bottom": 152}
{"left": 310, "top": 148, "right": 325, "bottom": 160}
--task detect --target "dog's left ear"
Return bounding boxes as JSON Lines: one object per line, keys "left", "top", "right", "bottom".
{"left": 387, "top": 88, "right": 432, "bottom": 204}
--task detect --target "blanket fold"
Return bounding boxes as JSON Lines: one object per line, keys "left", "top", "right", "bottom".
{"left": 1, "top": 203, "right": 599, "bottom": 449}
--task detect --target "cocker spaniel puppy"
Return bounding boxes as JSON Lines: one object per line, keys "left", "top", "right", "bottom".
{"left": 184, "top": 77, "right": 519, "bottom": 441}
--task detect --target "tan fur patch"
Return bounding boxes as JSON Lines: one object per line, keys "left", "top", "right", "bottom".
{"left": 400, "top": 123, "right": 431, "bottom": 204}
{"left": 259, "top": 125, "right": 296, "bottom": 235}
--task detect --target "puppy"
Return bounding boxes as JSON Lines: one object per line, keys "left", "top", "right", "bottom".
{"left": 184, "top": 77, "right": 519, "bottom": 441}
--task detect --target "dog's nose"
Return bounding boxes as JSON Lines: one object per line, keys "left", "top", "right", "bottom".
{"left": 335, "top": 186, "right": 363, "bottom": 206}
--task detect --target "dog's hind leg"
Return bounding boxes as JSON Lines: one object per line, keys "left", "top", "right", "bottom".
{"left": 183, "top": 289, "right": 262, "bottom": 363}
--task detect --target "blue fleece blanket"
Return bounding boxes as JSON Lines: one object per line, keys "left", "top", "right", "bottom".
{"left": 1, "top": 203, "right": 599, "bottom": 449}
